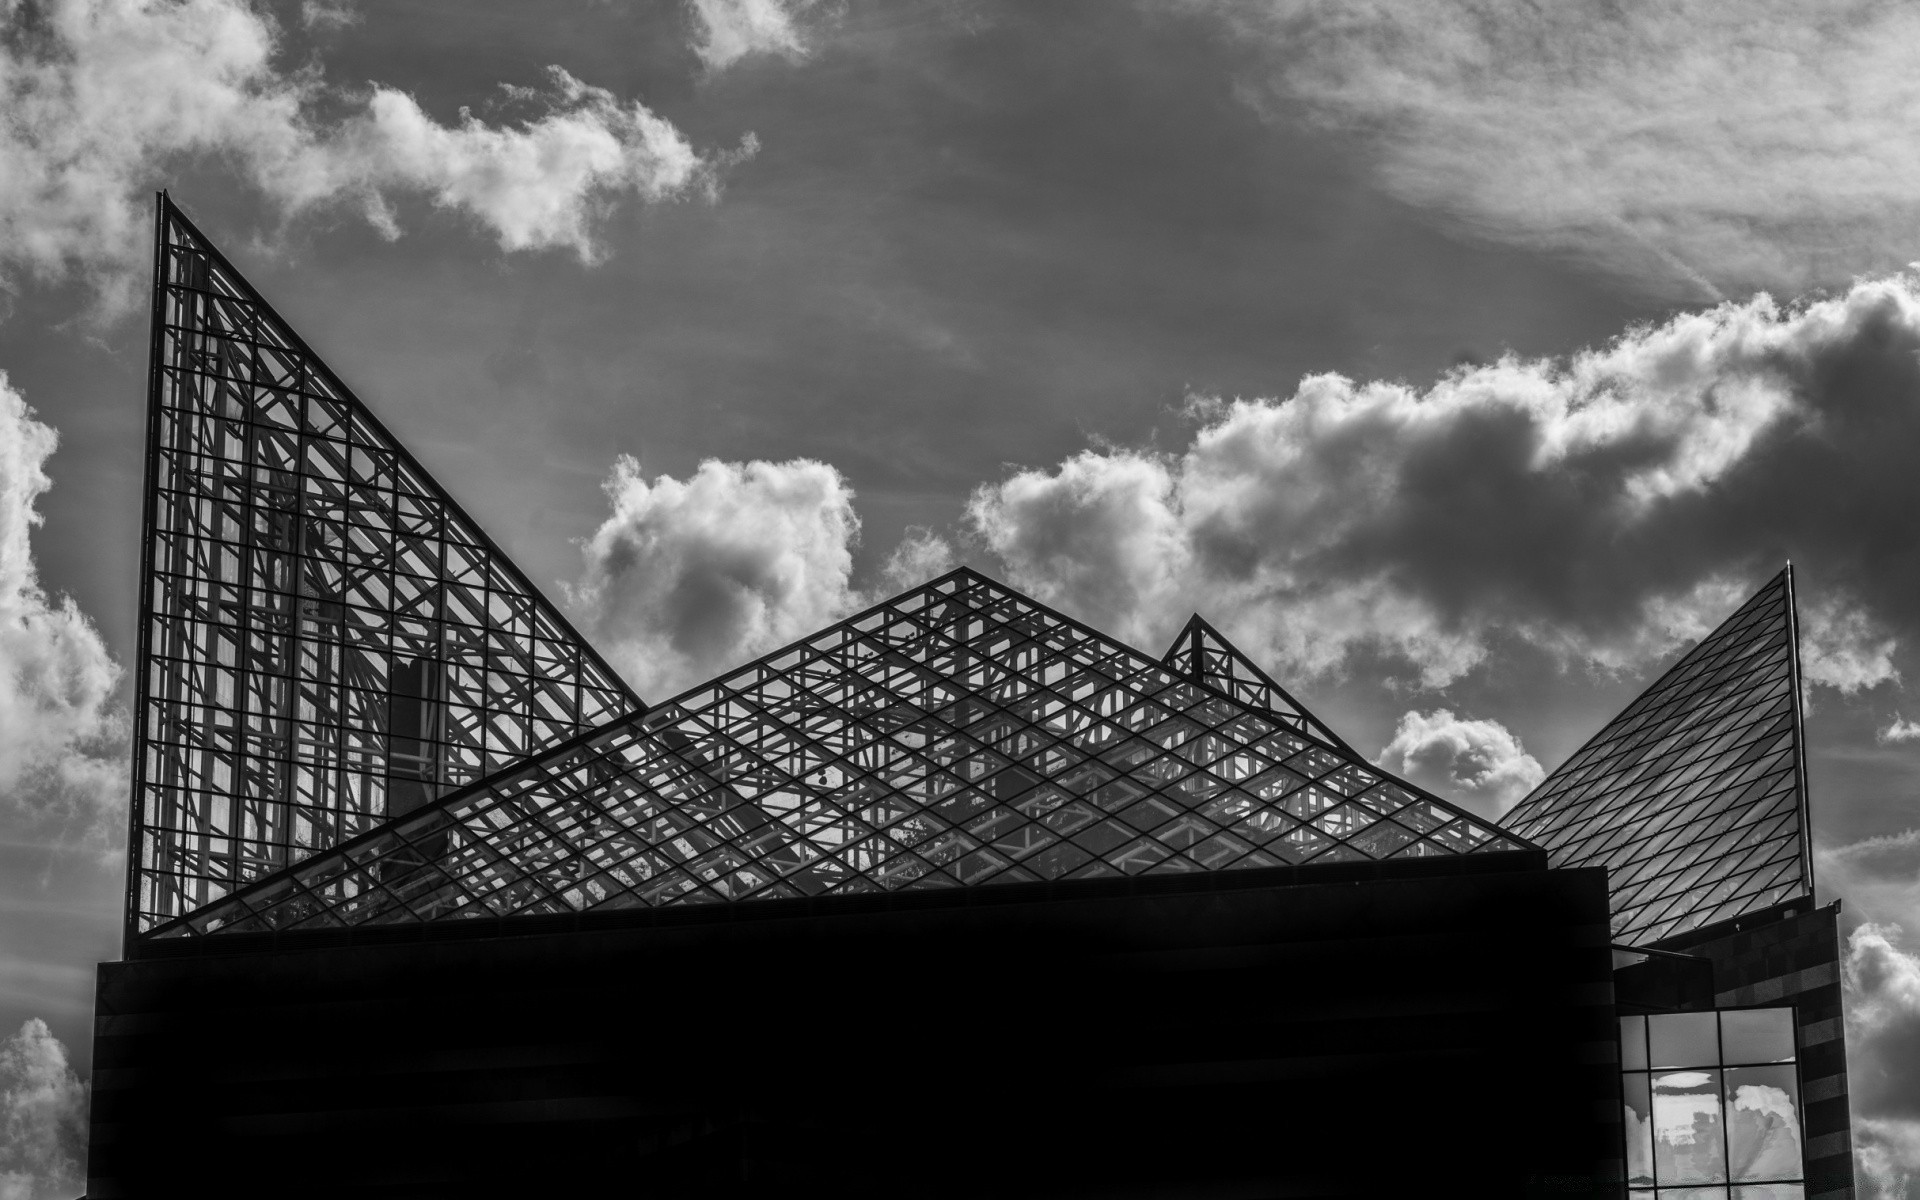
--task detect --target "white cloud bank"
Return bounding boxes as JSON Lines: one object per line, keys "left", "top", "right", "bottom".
{"left": 1193, "top": 0, "right": 1920, "bottom": 298}
{"left": 966, "top": 274, "right": 1920, "bottom": 693}
{"left": 1377, "top": 709, "right": 1543, "bottom": 817}
{"left": 566, "top": 456, "right": 863, "bottom": 698}
{"left": 0, "top": 1019, "right": 87, "bottom": 1200}
{"left": 1, "top": 0, "right": 739, "bottom": 308}
{"left": 0, "top": 375, "right": 125, "bottom": 844}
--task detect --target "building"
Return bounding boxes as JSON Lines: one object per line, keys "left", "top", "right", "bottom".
{"left": 85, "top": 195, "right": 1854, "bottom": 1197}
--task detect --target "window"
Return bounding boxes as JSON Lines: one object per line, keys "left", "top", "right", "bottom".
{"left": 1621, "top": 1007, "right": 1804, "bottom": 1199}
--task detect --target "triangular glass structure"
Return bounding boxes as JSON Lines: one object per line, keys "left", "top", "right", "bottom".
{"left": 1161, "top": 615, "right": 1353, "bottom": 751}
{"left": 127, "top": 196, "right": 640, "bottom": 937}
{"left": 153, "top": 569, "right": 1532, "bottom": 939}
{"left": 1500, "top": 568, "right": 1813, "bottom": 945}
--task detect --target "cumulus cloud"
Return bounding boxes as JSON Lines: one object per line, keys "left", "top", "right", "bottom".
{"left": 0, "top": 375, "right": 125, "bottom": 844}
{"left": 689, "top": 0, "right": 811, "bottom": 70}
{"left": 1192, "top": 0, "right": 1920, "bottom": 298}
{"left": 0, "top": 1019, "right": 87, "bottom": 1200}
{"left": 565, "top": 456, "right": 862, "bottom": 698}
{"left": 1, "top": 0, "right": 738, "bottom": 308}
{"left": 1377, "top": 709, "right": 1544, "bottom": 816}
{"left": 967, "top": 274, "right": 1920, "bottom": 692}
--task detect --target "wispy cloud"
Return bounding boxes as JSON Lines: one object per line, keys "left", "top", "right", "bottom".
{"left": 689, "top": 0, "right": 814, "bottom": 70}
{"left": 964, "top": 274, "right": 1920, "bottom": 691}
{"left": 1879, "top": 716, "right": 1920, "bottom": 745}
{"left": 1191, "top": 0, "right": 1920, "bottom": 298}
{"left": 1, "top": 0, "right": 745, "bottom": 311}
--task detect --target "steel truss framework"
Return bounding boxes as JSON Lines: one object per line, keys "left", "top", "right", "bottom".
{"left": 153, "top": 568, "right": 1533, "bottom": 939}
{"left": 1501, "top": 568, "right": 1814, "bottom": 946}
{"left": 1161, "top": 614, "right": 1353, "bottom": 752}
{"left": 126, "top": 196, "right": 639, "bottom": 939}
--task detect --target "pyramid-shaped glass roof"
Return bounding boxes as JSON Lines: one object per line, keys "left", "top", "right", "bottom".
{"left": 1500, "top": 569, "right": 1813, "bottom": 945}
{"left": 127, "top": 197, "right": 640, "bottom": 936}
{"left": 1162, "top": 614, "right": 1353, "bottom": 752}
{"left": 153, "top": 569, "right": 1532, "bottom": 939}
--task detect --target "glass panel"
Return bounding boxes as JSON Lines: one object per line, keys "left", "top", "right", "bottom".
{"left": 1724, "top": 1065, "right": 1802, "bottom": 1183}
{"left": 1622, "top": 1014, "right": 1649, "bottom": 1070}
{"left": 1731, "top": 1186, "right": 1804, "bottom": 1200}
{"left": 1653, "top": 1069, "right": 1727, "bottom": 1184}
{"left": 1650, "top": 1012, "right": 1721, "bottom": 1069}
{"left": 1658, "top": 1189, "right": 1730, "bottom": 1199}
{"left": 1720, "top": 1008, "right": 1796, "bottom": 1066}
{"left": 1624, "top": 1072, "right": 1655, "bottom": 1187}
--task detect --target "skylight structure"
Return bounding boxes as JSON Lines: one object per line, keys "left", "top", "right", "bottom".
{"left": 1162, "top": 614, "right": 1352, "bottom": 752}
{"left": 152, "top": 569, "right": 1530, "bottom": 939}
{"left": 126, "top": 197, "right": 639, "bottom": 937}
{"left": 1501, "top": 569, "right": 1814, "bottom": 945}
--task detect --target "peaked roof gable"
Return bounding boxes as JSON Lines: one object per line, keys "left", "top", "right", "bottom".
{"left": 127, "top": 196, "right": 640, "bottom": 938}
{"left": 1161, "top": 614, "right": 1354, "bottom": 752}
{"left": 1500, "top": 568, "right": 1813, "bottom": 945}
{"left": 155, "top": 569, "right": 1531, "bottom": 940}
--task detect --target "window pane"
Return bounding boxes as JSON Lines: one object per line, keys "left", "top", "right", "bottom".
{"left": 1725, "top": 1065, "right": 1803, "bottom": 1182}
{"left": 1658, "top": 1190, "right": 1730, "bottom": 1199}
{"left": 1732, "top": 1186, "right": 1804, "bottom": 1200}
{"left": 1650, "top": 1011, "right": 1721, "bottom": 1068}
{"left": 1654, "top": 1069, "right": 1727, "bottom": 1184}
{"left": 1720, "top": 1008, "right": 1796, "bottom": 1065}
{"left": 1625, "top": 1072, "right": 1656, "bottom": 1186}
{"left": 1622, "top": 1014, "right": 1649, "bottom": 1070}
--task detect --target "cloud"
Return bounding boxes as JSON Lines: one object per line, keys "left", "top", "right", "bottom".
{"left": 1846, "top": 925, "right": 1920, "bottom": 1190}
{"left": 565, "top": 456, "right": 862, "bottom": 698}
{"left": 967, "top": 274, "right": 1920, "bottom": 692}
{"left": 1377, "top": 709, "right": 1544, "bottom": 816}
{"left": 1191, "top": 0, "right": 1920, "bottom": 298}
{"left": 1, "top": 0, "right": 738, "bottom": 309}
{"left": 689, "top": 0, "right": 811, "bottom": 70}
{"left": 1859, "top": 1116, "right": 1920, "bottom": 1200}
{"left": 0, "top": 1019, "right": 87, "bottom": 1200}
{"left": 1881, "top": 717, "right": 1920, "bottom": 745}
{"left": 878, "top": 526, "right": 956, "bottom": 595}
{"left": 0, "top": 375, "right": 125, "bottom": 846}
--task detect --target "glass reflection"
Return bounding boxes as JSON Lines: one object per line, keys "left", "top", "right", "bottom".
{"left": 1654, "top": 1069, "right": 1726, "bottom": 1184}
{"left": 1650, "top": 1011, "right": 1720, "bottom": 1068}
{"left": 1725, "top": 1066, "right": 1802, "bottom": 1182}
{"left": 1731, "top": 1185, "right": 1805, "bottom": 1200}
{"left": 1658, "top": 1189, "right": 1730, "bottom": 1199}
{"left": 1624, "top": 1071, "right": 1655, "bottom": 1186}
{"left": 1720, "top": 1009, "right": 1795, "bottom": 1065}
{"left": 1622, "top": 1014, "right": 1649, "bottom": 1070}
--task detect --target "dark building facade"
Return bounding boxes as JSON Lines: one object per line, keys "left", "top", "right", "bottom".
{"left": 85, "top": 197, "right": 1853, "bottom": 1197}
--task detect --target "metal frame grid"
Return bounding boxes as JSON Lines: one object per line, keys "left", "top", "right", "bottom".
{"left": 1501, "top": 569, "right": 1812, "bottom": 946}
{"left": 1162, "top": 614, "right": 1354, "bottom": 752}
{"left": 125, "top": 196, "right": 640, "bottom": 940}
{"left": 152, "top": 568, "right": 1534, "bottom": 939}
{"left": 1619, "top": 1007, "right": 1807, "bottom": 1195}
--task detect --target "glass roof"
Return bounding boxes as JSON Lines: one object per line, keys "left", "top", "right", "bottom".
{"left": 128, "top": 197, "right": 639, "bottom": 936}
{"left": 1501, "top": 569, "right": 1812, "bottom": 945}
{"left": 153, "top": 569, "right": 1533, "bottom": 939}
{"left": 1162, "top": 614, "right": 1353, "bottom": 752}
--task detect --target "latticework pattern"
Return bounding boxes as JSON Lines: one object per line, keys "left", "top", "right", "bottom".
{"left": 1502, "top": 569, "right": 1812, "bottom": 945}
{"left": 155, "top": 570, "right": 1531, "bottom": 939}
{"left": 1162, "top": 615, "right": 1351, "bottom": 751}
{"left": 128, "top": 197, "right": 639, "bottom": 936}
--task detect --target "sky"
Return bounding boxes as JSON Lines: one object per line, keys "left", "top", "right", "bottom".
{"left": 4, "top": 0, "right": 1920, "bottom": 1194}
